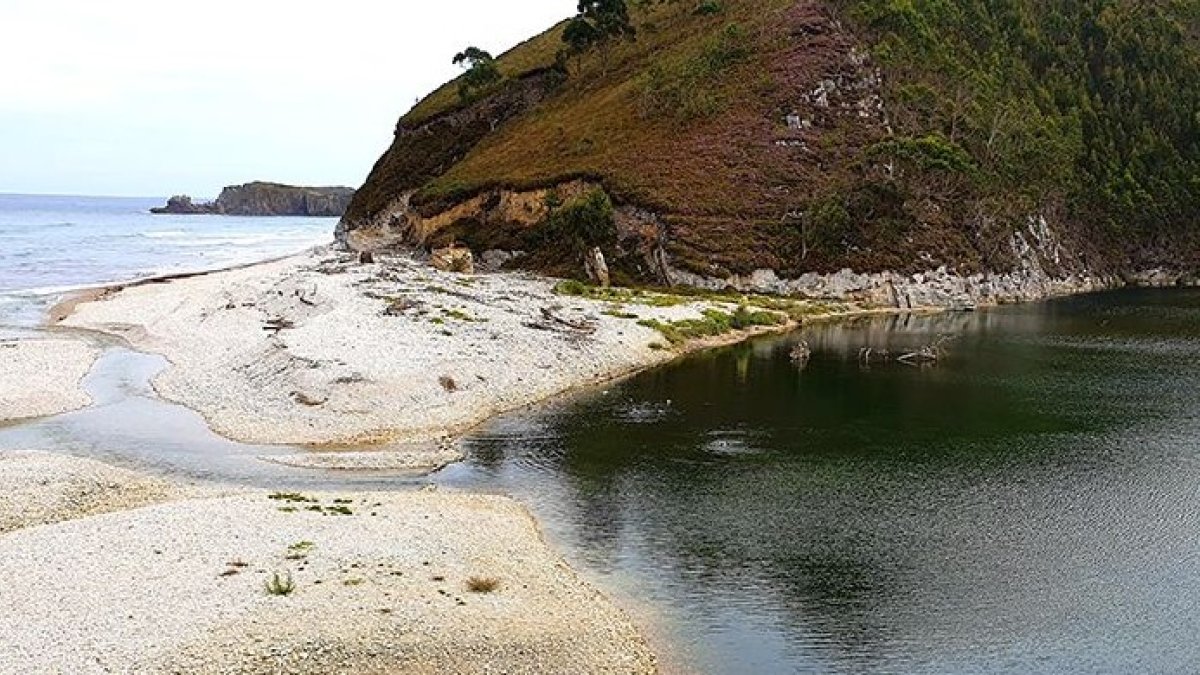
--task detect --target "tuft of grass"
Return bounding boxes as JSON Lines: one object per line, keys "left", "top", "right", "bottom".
{"left": 442, "top": 308, "right": 486, "bottom": 322}
{"left": 602, "top": 307, "right": 640, "bottom": 319}
{"left": 268, "top": 492, "right": 317, "bottom": 504}
{"left": 466, "top": 576, "right": 502, "bottom": 593}
{"left": 265, "top": 571, "right": 296, "bottom": 596}
{"left": 286, "top": 541, "right": 315, "bottom": 560}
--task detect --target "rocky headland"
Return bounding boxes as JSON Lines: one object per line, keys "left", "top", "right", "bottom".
{"left": 153, "top": 182, "right": 355, "bottom": 217}
{"left": 337, "top": 1, "right": 1198, "bottom": 305}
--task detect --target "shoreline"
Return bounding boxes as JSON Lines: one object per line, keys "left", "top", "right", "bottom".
{"left": 44, "top": 247, "right": 328, "bottom": 326}
{"left": 6, "top": 246, "right": 1192, "bottom": 673}
{"left": 42, "top": 243, "right": 1143, "bottom": 462}
{"left": 55, "top": 247, "right": 891, "bottom": 458}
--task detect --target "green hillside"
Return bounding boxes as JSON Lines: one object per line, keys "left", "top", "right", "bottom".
{"left": 341, "top": 0, "right": 1200, "bottom": 283}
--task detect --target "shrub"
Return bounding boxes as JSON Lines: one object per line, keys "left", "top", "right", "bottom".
{"left": 539, "top": 189, "right": 616, "bottom": 252}
{"left": 265, "top": 572, "right": 296, "bottom": 596}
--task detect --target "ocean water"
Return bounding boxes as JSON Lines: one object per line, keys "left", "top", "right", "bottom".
{"left": 0, "top": 194, "right": 334, "bottom": 328}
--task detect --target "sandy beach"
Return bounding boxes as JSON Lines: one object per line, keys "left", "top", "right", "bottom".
{"left": 59, "top": 246, "right": 825, "bottom": 462}
{"left": 0, "top": 337, "right": 99, "bottom": 422}
{"left": 0, "top": 451, "right": 655, "bottom": 674}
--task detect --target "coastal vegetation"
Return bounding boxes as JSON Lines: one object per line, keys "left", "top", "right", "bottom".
{"left": 265, "top": 571, "right": 296, "bottom": 596}
{"left": 342, "top": 0, "right": 1200, "bottom": 284}
{"left": 638, "top": 306, "right": 786, "bottom": 345}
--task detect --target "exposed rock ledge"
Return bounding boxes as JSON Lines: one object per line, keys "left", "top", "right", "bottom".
{"left": 153, "top": 182, "right": 355, "bottom": 217}
{"left": 337, "top": 184, "right": 1197, "bottom": 310}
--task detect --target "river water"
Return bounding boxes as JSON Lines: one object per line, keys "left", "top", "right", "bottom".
{"left": 437, "top": 288, "right": 1200, "bottom": 674}
{"left": 2, "top": 195, "right": 1197, "bottom": 673}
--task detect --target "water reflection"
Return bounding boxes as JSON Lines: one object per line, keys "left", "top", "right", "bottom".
{"left": 438, "top": 288, "right": 1200, "bottom": 674}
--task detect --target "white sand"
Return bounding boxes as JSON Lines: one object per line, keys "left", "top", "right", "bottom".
{"left": 0, "top": 450, "right": 197, "bottom": 533}
{"left": 0, "top": 338, "right": 99, "bottom": 421}
{"left": 0, "top": 453, "right": 655, "bottom": 674}
{"left": 63, "top": 247, "right": 784, "bottom": 450}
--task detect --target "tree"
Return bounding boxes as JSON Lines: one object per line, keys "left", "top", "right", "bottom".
{"left": 561, "top": 0, "right": 636, "bottom": 64}
{"left": 452, "top": 47, "right": 501, "bottom": 103}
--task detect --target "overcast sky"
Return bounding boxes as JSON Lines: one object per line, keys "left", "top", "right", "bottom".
{"left": 0, "top": 0, "right": 569, "bottom": 198}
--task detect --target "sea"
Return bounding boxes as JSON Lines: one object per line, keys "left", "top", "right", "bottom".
{"left": 0, "top": 194, "right": 334, "bottom": 329}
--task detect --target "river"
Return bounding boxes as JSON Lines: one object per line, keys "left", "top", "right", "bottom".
{"left": 438, "top": 288, "right": 1200, "bottom": 673}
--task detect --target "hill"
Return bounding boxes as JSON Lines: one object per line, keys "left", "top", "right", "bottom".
{"left": 338, "top": 0, "right": 1200, "bottom": 302}
{"left": 154, "top": 182, "right": 355, "bottom": 217}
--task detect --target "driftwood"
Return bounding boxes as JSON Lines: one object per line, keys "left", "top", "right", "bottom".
{"left": 294, "top": 285, "right": 318, "bottom": 307}
{"left": 263, "top": 317, "right": 295, "bottom": 334}
{"left": 789, "top": 340, "right": 811, "bottom": 366}
{"left": 860, "top": 334, "right": 956, "bottom": 367}
{"left": 523, "top": 307, "right": 597, "bottom": 334}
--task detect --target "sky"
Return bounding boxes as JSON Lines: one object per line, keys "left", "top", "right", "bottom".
{"left": 0, "top": 0, "right": 570, "bottom": 198}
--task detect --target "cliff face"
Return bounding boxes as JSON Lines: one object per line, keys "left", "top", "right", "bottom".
{"left": 153, "top": 182, "right": 355, "bottom": 217}
{"left": 339, "top": 0, "right": 1200, "bottom": 303}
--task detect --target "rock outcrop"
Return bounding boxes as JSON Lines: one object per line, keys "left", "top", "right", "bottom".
{"left": 153, "top": 182, "right": 355, "bottom": 217}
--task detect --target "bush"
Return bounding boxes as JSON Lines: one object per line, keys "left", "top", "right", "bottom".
{"left": 539, "top": 189, "right": 616, "bottom": 252}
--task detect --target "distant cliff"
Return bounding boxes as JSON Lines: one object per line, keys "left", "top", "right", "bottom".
{"left": 153, "top": 182, "right": 355, "bottom": 217}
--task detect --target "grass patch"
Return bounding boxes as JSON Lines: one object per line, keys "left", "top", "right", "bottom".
{"left": 269, "top": 492, "right": 317, "bottom": 504}
{"left": 442, "top": 308, "right": 486, "bottom": 322}
{"left": 602, "top": 306, "right": 640, "bottom": 319}
{"left": 285, "top": 541, "right": 315, "bottom": 560}
{"left": 265, "top": 572, "right": 296, "bottom": 596}
{"left": 553, "top": 280, "right": 686, "bottom": 307}
{"left": 638, "top": 306, "right": 784, "bottom": 345}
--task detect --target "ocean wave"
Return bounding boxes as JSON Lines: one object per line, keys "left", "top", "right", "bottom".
{"left": 140, "top": 230, "right": 189, "bottom": 239}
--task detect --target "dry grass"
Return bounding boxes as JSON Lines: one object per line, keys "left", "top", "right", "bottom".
{"left": 404, "top": 21, "right": 570, "bottom": 126}
{"left": 466, "top": 576, "right": 501, "bottom": 594}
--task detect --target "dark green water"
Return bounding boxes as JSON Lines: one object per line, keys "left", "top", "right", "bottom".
{"left": 436, "top": 289, "right": 1200, "bottom": 674}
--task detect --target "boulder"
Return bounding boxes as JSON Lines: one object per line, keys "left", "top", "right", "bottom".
{"left": 430, "top": 247, "right": 474, "bottom": 274}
